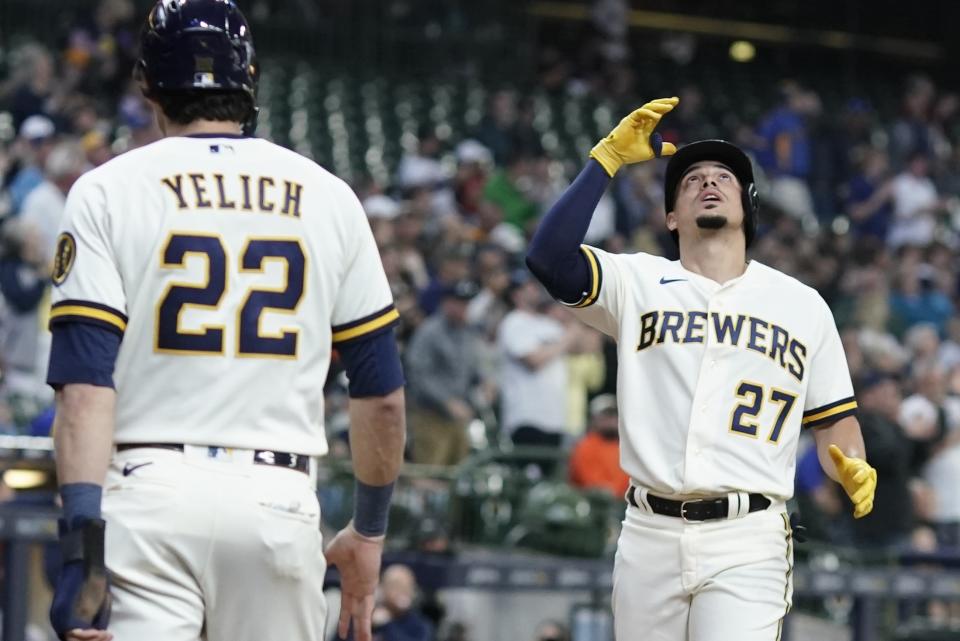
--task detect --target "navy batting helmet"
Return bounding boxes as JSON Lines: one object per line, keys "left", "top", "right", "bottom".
{"left": 136, "top": 0, "right": 259, "bottom": 132}
{"left": 663, "top": 140, "right": 759, "bottom": 248}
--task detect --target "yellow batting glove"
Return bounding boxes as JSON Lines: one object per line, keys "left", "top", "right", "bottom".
{"left": 828, "top": 444, "right": 877, "bottom": 519}
{"left": 589, "top": 97, "right": 680, "bottom": 177}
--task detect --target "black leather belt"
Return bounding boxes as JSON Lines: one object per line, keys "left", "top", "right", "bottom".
{"left": 627, "top": 485, "right": 770, "bottom": 522}
{"left": 116, "top": 443, "right": 310, "bottom": 475}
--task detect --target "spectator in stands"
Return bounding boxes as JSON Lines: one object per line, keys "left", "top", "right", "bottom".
{"left": 397, "top": 124, "right": 448, "bottom": 190}
{"left": 453, "top": 140, "right": 493, "bottom": 218}
{"left": 0, "top": 140, "right": 87, "bottom": 423}
{"left": 369, "top": 564, "right": 434, "bottom": 641}
{"left": 569, "top": 394, "right": 628, "bottom": 497}
{"left": 754, "top": 81, "right": 818, "bottom": 222}
{"left": 835, "top": 98, "right": 881, "bottom": 176}
{"left": 923, "top": 404, "right": 960, "bottom": 547}
{"left": 845, "top": 147, "right": 894, "bottom": 242}
{"left": 929, "top": 91, "right": 959, "bottom": 161}
{"left": 850, "top": 372, "right": 917, "bottom": 549}
{"left": 80, "top": 129, "right": 113, "bottom": 167}
{"left": 498, "top": 271, "right": 572, "bottom": 448}
{"left": 393, "top": 204, "right": 431, "bottom": 294}
{"left": 364, "top": 194, "right": 401, "bottom": 247}
{"left": 2, "top": 44, "right": 60, "bottom": 130}
{"left": 887, "top": 151, "right": 942, "bottom": 248}
{"left": 405, "top": 280, "right": 486, "bottom": 465}
{"left": 612, "top": 161, "right": 663, "bottom": 240}
{"left": 64, "top": 0, "right": 138, "bottom": 100}
{"left": 474, "top": 89, "right": 517, "bottom": 166}
{"left": 466, "top": 246, "right": 510, "bottom": 339}
{"left": 889, "top": 74, "right": 935, "bottom": 169}
{"left": 889, "top": 262, "right": 953, "bottom": 337}
{"left": 561, "top": 316, "right": 605, "bottom": 436}
{"left": 937, "top": 317, "right": 960, "bottom": 371}
{"left": 18, "top": 140, "right": 87, "bottom": 258}
{"left": 905, "top": 323, "right": 942, "bottom": 373}
{"left": 511, "top": 97, "right": 545, "bottom": 160}
{"left": 483, "top": 148, "right": 542, "bottom": 233}
{"left": 900, "top": 361, "right": 952, "bottom": 470}
{"left": 117, "top": 91, "right": 162, "bottom": 149}
{"left": 793, "top": 437, "right": 845, "bottom": 543}
{"left": 460, "top": 197, "right": 526, "bottom": 255}
{"left": 418, "top": 245, "right": 473, "bottom": 316}
{"left": 3, "top": 115, "right": 57, "bottom": 217}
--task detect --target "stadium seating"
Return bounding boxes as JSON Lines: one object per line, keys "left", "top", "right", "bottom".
{"left": 253, "top": 57, "right": 905, "bottom": 184}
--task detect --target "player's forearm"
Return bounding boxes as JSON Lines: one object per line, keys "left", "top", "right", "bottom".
{"left": 812, "top": 415, "right": 866, "bottom": 483}
{"left": 348, "top": 387, "right": 406, "bottom": 486}
{"left": 526, "top": 160, "right": 609, "bottom": 303}
{"left": 53, "top": 384, "right": 116, "bottom": 487}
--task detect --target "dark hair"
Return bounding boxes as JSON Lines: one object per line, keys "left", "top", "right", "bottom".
{"left": 152, "top": 90, "right": 254, "bottom": 126}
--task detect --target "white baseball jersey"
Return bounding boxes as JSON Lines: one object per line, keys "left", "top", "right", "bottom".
{"left": 50, "top": 135, "right": 397, "bottom": 455}
{"left": 567, "top": 246, "right": 856, "bottom": 500}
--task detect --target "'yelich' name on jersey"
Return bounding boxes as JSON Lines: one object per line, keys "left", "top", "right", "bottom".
{"left": 161, "top": 172, "right": 304, "bottom": 217}
{"left": 637, "top": 310, "right": 807, "bottom": 383}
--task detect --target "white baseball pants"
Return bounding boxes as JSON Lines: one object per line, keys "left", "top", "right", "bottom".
{"left": 102, "top": 446, "right": 326, "bottom": 641}
{"left": 613, "top": 494, "right": 793, "bottom": 641}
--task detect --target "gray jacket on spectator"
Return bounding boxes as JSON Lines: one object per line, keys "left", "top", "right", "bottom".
{"left": 405, "top": 314, "right": 485, "bottom": 416}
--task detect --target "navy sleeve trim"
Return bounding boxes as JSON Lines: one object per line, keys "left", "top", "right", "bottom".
{"left": 560, "top": 246, "right": 603, "bottom": 308}
{"left": 50, "top": 300, "right": 128, "bottom": 336}
{"left": 802, "top": 396, "right": 858, "bottom": 429}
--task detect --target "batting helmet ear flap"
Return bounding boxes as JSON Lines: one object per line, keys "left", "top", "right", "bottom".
{"left": 742, "top": 181, "right": 760, "bottom": 248}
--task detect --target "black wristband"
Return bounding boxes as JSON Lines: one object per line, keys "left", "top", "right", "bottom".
{"left": 59, "top": 518, "right": 106, "bottom": 571}
{"left": 353, "top": 479, "right": 395, "bottom": 537}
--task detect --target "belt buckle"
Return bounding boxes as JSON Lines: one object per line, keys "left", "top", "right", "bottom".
{"left": 680, "top": 500, "right": 696, "bottom": 523}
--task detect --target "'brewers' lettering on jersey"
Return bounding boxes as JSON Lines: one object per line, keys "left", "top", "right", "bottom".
{"left": 564, "top": 246, "right": 856, "bottom": 501}
{"left": 636, "top": 310, "right": 807, "bottom": 382}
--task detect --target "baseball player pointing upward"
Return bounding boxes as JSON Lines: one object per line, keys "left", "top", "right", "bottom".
{"left": 527, "top": 97, "right": 877, "bottom": 640}
{"left": 47, "top": 2, "right": 405, "bottom": 640}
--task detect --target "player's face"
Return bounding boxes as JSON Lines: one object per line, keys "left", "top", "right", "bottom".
{"left": 667, "top": 161, "right": 744, "bottom": 238}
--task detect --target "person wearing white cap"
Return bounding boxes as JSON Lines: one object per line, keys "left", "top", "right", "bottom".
{"left": 363, "top": 194, "right": 402, "bottom": 221}
{"left": 6, "top": 115, "right": 57, "bottom": 215}
{"left": 363, "top": 194, "right": 402, "bottom": 247}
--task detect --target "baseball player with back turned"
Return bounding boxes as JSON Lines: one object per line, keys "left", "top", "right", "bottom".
{"left": 526, "top": 97, "right": 878, "bottom": 640}
{"left": 46, "top": 2, "right": 405, "bottom": 640}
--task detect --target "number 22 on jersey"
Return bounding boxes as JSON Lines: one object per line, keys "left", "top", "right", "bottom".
{"left": 155, "top": 232, "right": 306, "bottom": 358}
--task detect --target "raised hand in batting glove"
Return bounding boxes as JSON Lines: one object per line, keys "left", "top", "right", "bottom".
{"left": 828, "top": 444, "right": 877, "bottom": 519}
{"left": 50, "top": 518, "right": 112, "bottom": 641}
{"left": 325, "top": 522, "right": 385, "bottom": 641}
{"left": 589, "top": 97, "right": 679, "bottom": 177}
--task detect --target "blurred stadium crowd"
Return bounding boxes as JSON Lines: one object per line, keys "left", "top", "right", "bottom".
{"left": 0, "top": 0, "right": 959, "bottom": 586}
